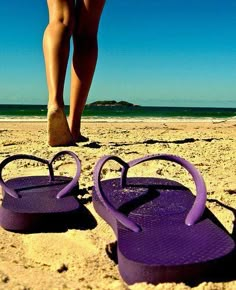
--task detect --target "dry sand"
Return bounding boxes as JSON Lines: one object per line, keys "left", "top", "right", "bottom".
{"left": 0, "top": 120, "right": 235, "bottom": 290}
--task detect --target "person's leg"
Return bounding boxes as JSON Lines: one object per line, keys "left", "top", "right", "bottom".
{"left": 69, "top": 0, "right": 106, "bottom": 141}
{"left": 43, "top": 0, "right": 75, "bottom": 146}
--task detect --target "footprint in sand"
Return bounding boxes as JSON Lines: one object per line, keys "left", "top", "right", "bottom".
{"left": 21, "top": 232, "right": 99, "bottom": 269}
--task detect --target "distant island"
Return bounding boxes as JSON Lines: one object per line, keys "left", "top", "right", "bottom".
{"left": 86, "top": 100, "right": 139, "bottom": 107}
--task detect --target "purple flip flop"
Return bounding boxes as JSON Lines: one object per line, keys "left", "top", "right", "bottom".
{"left": 0, "top": 151, "right": 81, "bottom": 232}
{"left": 93, "top": 154, "right": 235, "bottom": 285}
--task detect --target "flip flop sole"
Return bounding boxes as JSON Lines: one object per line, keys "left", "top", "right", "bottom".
{"left": 93, "top": 177, "right": 235, "bottom": 284}
{"left": 0, "top": 176, "right": 80, "bottom": 231}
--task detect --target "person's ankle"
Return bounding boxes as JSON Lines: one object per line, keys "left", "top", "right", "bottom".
{"left": 48, "top": 100, "right": 64, "bottom": 110}
{"left": 68, "top": 117, "right": 80, "bottom": 134}
{"left": 70, "top": 129, "right": 80, "bottom": 141}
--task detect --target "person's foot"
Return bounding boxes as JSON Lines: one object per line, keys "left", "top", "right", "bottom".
{"left": 47, "top": 106, "right": 74, "bottom": 147}
{"left": 68, "top": 118, "right": 89, "bottom": 143}
{"left": 77, "top": 134, "right": 89, "bottom": 143}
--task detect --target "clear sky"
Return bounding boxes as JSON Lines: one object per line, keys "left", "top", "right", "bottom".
{"left": 0, "top": 0, "right": 236, "bottom": 107}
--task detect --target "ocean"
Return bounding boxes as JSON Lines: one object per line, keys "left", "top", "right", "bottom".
{"left": 0, "top": 104, "right": 236, "bottom": 121}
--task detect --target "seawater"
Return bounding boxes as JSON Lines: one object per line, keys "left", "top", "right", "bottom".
{"left": 0, "top": 104, "right": 236, "bottom": 120}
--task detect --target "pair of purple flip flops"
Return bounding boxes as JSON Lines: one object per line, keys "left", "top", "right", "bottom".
{"left": 0, "top": 151, "right": 235, "bottom": 285}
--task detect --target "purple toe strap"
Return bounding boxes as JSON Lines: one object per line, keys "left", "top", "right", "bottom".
{"left": 53, "top": 151, "right": 81, "bottom": 199}
{"left": 93, "top": 154, "right": 207, "bottom": 232}
{"left": 0, "top": 150, "right": 81, "bottom": 199}
{"left": 93, "top": 155, "right": 141, "bottom": 232}
{"left": 124, "top": 154, "right": 207, "bottom": 226}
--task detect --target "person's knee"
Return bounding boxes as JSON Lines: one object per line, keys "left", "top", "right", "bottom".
{"left": 48, "top": 16, "right": 75, "bottom": 38}
{"left": 73, "top": 23, "right": 99, "bottom": 49}
{"left": 46, "top": 1, "right": 75, "bottom": 37}
{"left": 73, "top": 0, "right": 106, "bottom": 49}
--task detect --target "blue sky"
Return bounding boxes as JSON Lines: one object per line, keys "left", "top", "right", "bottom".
{"left": 0, "top": 0, "right": 236, "bottom": 107}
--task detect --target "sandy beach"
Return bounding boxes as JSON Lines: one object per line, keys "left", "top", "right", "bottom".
{"left": 0, "top": 120, "right": 235, "bottom": 290}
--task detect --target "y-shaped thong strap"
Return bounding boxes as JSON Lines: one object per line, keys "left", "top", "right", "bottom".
{"left": 0, "top": 150, "right": 81, "bottom": 199}
{"left": 93, "top": 154, "right": 207, "bottom": 232}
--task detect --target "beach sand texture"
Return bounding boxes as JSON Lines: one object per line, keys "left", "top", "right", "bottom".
{"left": 0, "top": 120, "right": 235, "bottom": 290}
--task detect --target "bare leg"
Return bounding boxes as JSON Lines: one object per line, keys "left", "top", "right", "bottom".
{"left": 43, "top": 0, "right": 75, "bottom": 146}
{"left": 69, "top": 0, "right": 106, "bottom": 141}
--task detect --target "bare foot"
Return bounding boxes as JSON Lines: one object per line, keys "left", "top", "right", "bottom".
{"left": 77, "top": 134, "right": 89, "bottom": 143}
{"left": 47, "top": 107, "right": 74, "bottom": 147}
{"left": 68, "top": 119, "right": 89, "bottom": 143}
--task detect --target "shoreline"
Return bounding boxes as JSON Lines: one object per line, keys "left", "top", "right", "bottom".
{"left": 0, "top": 116, "right": 235, "bottom": 123}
